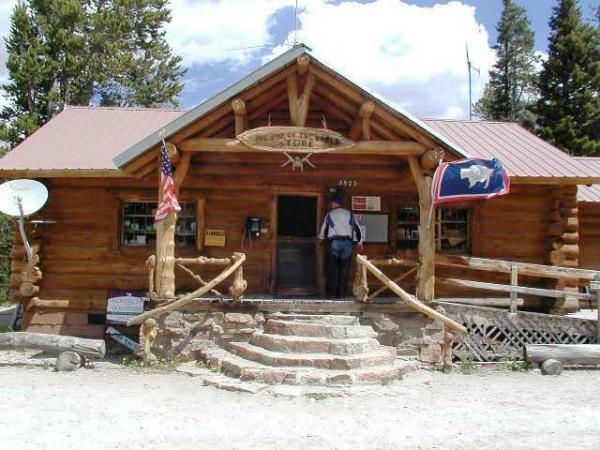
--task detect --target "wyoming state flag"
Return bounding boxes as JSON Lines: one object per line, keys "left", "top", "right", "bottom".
{"left": 432, "top": 158, "right": 510, "bottom": 204}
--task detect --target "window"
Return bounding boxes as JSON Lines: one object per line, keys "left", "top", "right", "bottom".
{"left": 396, "top": 204, "right": 470, "bottom": 253}
{"left": 121, "top": 202, "right": 197, "bottom": 247}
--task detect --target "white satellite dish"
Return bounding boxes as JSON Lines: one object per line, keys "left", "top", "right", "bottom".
{"left": 0, "top": 179, "right": 48, "bottom": 217}
{"left": 0, "top": 179, "right": 49, "bottom": 264}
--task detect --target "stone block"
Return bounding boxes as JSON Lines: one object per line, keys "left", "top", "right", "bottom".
{"left": 225, "top": 313, "right": 256, "bottom": 326}
{"left": 419, "top": 344, "right": 443, "bottom": 365}
{"left": 371, "top": 317, "right": 400, "bottom": 333}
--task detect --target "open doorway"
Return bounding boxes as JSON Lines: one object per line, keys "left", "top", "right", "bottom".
{"left": 275, "top": 195, "right": 318, "bottom": 295}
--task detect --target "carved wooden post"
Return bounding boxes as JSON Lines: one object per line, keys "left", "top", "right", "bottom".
{"left": 408, "top": 156, "right": 435, "bottom": 301}
{"left": 232, "top": 98, "right": 247, "bottom": 136}
{"left": 229, "top": 252, "right": 248, "bottom": 300}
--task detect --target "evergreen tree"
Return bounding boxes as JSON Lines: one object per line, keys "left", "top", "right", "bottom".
{"left": 536, "top": 0, "right": 600, "bottom": 155}
{"left": 0, "top": 0, "right": 185, "bottom": 148}
{"left": 475, "top": 0, "right": 538, "bottom": 123}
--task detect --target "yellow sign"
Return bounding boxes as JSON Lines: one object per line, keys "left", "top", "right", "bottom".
{"left": 237, "top": 126, "right": 355, "bottom": 153}
{"left": 204, "top": 229, "right": 226, "bottom": 247}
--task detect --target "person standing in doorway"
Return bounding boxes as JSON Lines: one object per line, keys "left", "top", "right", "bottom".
{"left": 319, "top": 189, "right": 364, "bottom": 298}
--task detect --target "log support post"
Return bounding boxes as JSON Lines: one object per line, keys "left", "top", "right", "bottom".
{"left": 547, "top": 185, "right": 579, "bottom": 313}
{"left": 155, "top": 143, "right": 191, "bottom": 299}
{"left": 408, "top": 156, "right": 435, "bottom": 301}
{"left": 352, "top": 255, "right": 370, "bottom": 302}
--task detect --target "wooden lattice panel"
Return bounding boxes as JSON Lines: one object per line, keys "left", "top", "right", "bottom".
{"left": 438, "top": 302, "right": 596, "bottom": 362}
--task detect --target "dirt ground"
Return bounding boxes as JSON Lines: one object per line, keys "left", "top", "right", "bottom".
{"left": 0, "top": 363, "right": 598, "bottom": 450}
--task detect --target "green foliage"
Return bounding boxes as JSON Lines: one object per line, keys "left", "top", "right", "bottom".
{"left": 0, "top": 325, "right": 13, "bottom": 333}
{"left": 0, "top": 146, "right": 14, "bottom": 305}
{"left": 0, "top": 0, "right": 185, "bottom": 148}
{"left": 536, "top": 0, "right": 600, "bottom": 155}
{"left": 459, "top": 356, "right": 476, "bottom": 375}
{"left": 121, "top": 355, "right": 178, "bottom": 372}
{"left": 499, "top": 358, "right": 531, "bottom": 372}
{"left": 475, "top": 0, "right": 539, "bottom": 124}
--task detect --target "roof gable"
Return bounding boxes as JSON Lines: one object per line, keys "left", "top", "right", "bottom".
{"left": 113, "top": 44, "right": 469, "bottom": 172}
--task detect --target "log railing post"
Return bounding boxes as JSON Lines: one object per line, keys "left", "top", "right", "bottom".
{"left": 352, "top": 255, "right": 369, "bottom": 302}
{"left": 510, "top": 264, "right": 518, "bottom": 313}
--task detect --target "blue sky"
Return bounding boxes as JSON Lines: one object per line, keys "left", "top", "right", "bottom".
{"left": 0, "top": 0, "right": 598, "bottom": 119}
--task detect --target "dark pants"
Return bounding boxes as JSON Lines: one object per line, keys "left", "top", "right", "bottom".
{"left": 326, "top": 239, "right": 353, "bottom": 298}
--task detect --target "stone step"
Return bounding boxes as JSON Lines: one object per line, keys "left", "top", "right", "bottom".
{"left": 267, "top": 313, "right": 359, "bottom": 326}
{"left": 199, "top": 345, "right": 418, "bottom": 386}
{"left": 251, "top": 332, "right": 379, "bottom": 356}
{"left": 225, "top": 341, "right": 395, "bottom": 370}
{"left": 265, "top": 319, "right": 377, "bottom": 339}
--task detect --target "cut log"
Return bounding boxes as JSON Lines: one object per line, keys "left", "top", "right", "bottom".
{"left": 0, "top": 332, "right": 106, "bottom": 359}
{"left": 524, "top": 344, "right": 600, "bottom": 366}
{"left": 55, "top": 351, "right": 84, "bottom": 372}
{"left": 540, "top": 359, "right": 562, "bottom": 376}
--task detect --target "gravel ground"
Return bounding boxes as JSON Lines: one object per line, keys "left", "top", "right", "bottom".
{"left": 0, "top": 362, "right": 598, "bottom": 450}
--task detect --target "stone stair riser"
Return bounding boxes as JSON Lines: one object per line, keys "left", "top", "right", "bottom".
{"left": 250, "top": 333, "right": 380, "bottom": 355}
{"left": 268, "top": 313, "right": 359, "bottom": 326}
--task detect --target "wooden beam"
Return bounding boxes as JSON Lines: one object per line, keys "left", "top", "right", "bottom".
{"left": 297, "top": 54, "right": 310, "bottom": 75}
{"left": 174, "top": 151, "right": 192, "bottom": 196}
{"left": 231, "top": 98, "right": 248, "bottom": 136}
{"left": 287, "top": 72, "right": 299, "bottom": 125}
{"left": 349, "top": 101, "right": 375, "bottom": 140}
{"left": 180, "top": 137, "right": 426, "bottom": 155}
{"left": 297, "top": 73, "right": 316, "bottom": 127}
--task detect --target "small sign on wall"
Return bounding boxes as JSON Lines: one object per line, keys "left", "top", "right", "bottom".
{"left": 205, "top": 229, "right": 226, "bottom": 247}
{"left": 352, "top": 196, "right": 381, "bottom": 212}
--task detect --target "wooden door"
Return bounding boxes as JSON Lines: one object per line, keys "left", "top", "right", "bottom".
{"left": 275, "top": 195, "right": 319, "bottom": 295}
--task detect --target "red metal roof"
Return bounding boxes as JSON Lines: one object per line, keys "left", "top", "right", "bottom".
{"left": 0, "top": 108, "right": 597, "bottom": 183}
{"left": 423, "top": 119, "right": 598, "bottom": 179}
{"left": 0, "top": 107, "right": 184, "bottom": 173}
{"left": 574, "top": 157, "right": 600, "bottom": 202}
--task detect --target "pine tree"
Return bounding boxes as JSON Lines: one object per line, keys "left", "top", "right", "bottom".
{"left": 475, "top": 0, "right": 538, "bottom": 123}
{"left": 0, "top": 0, "right": 185, "bottom": 148}
{"left": 536, "top": 0, "right": 600, "bottom": 155}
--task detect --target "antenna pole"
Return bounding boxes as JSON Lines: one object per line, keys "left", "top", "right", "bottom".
{"left": 466, "top": 45, "right": 473, "bottom": 120}
{"left": 293, "top": 0, "right": 299, "bottom": 46}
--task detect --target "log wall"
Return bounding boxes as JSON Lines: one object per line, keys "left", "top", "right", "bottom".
{"left": 579, "top": 202, "right": 600, "bottom": 270}
{"left": 8, "top": 156, "right": 565, "bottom": 337}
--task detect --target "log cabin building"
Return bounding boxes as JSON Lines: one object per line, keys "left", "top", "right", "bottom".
{"left": 577, "top": 157, "right": 600, "bottom": 272}
{"left": 1, "top": 45, "right": 599, "bottom": 341}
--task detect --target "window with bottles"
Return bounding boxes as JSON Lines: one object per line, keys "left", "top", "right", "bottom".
{"left": 396, "top": 204, "right": 470, "bottom": 253}
{"left": 121, "top": 202, "right": 197, "bottom": 247}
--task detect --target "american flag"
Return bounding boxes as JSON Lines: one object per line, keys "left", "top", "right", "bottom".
{"left": 154, "top": 141, "right": 181, "bottom": 223}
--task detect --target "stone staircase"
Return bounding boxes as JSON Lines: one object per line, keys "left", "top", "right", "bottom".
{"left": 198, "top": 313, "right": 418, "bottom": 386}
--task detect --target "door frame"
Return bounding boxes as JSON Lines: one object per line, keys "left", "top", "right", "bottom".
{"left": 270, "top": 189, "right": 325, "bottom": 296}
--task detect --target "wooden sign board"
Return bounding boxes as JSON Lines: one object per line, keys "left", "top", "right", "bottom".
{"left": 237, "top": 126, "right": 355, "bottom": 153}
{"left": 352, "top": 196, "right": 381, "bottom": 212}
{"left": 106, "top": 326, "right": 139, "bottom": 351}
{"left": 205, "top": 229, "right": 226, "bottom": 247}
{"left": 106, "top": 292, "right": 145, "bottom": 325}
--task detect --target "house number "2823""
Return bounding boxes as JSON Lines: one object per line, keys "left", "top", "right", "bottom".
{"left": 338, "top": 179, "right": 358, "bottom": 187}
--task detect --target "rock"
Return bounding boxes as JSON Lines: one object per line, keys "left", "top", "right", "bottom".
{"left": 372, "top": 317, "right": 399, "bottom": 333}
{"left": 55, "top": 351, "right": 84, "bottom": 372}
{"left": 225, "top": 313, "right": 256, "bottom": 326}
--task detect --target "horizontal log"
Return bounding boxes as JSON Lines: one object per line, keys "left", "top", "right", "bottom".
{"left": 436, "top": 297, "right": 524, "bottom": 308}
{"left": 524, "top": 344, "right": 600, "bottom": 366}
{"left": 175, "top": 256, "right": 232, "bottom": 265}
{"left": 437, "top": 277, "right": 594, "bottom": 301}
{"left": 0, "top": 332, "right": 106, "bottom": 359}
{"left": 26, "top": 297, "right": 107, "bottom": 312}
{"left": 179, "top": 138, "right": 426, "bottom": 156}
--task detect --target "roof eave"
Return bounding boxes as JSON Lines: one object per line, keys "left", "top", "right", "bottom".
{"left": 510, "top": 176, "right": 600, "bottom": 185}
{"left": 0, "top": 168, "right": 130, "bottom": 178}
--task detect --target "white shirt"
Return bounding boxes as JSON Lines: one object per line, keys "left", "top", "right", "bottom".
{"left": 319, "top": 207, "right": 364, "bottom": 243}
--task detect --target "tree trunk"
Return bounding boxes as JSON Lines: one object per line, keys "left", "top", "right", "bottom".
{"left": 0, "top": 332, "right": 106, "bottom": 359}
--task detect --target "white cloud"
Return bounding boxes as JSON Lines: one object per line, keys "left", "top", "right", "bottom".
{"left": 267, "top": 0, "right": 495, "bottom": 119}
{"left": 166, "top": 0, "right": 290, "bottom": 66}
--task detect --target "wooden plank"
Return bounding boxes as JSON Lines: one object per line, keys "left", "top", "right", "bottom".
{"left": 438, "top": 277, "right": 594, "bottom": 301}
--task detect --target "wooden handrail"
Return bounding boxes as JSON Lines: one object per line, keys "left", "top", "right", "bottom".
{"left": 128, "top": 253, "right": 246, "bottom": 326}
{"left": 356, "top": 254, "right": 467, "bottom": 336}
{"left": 438, "top": 277, "right": 595, "bottom": 301}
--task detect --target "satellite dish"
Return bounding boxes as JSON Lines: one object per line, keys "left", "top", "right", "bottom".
{"left": 0, "top": 179, "right": 48, "bottom": 217}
